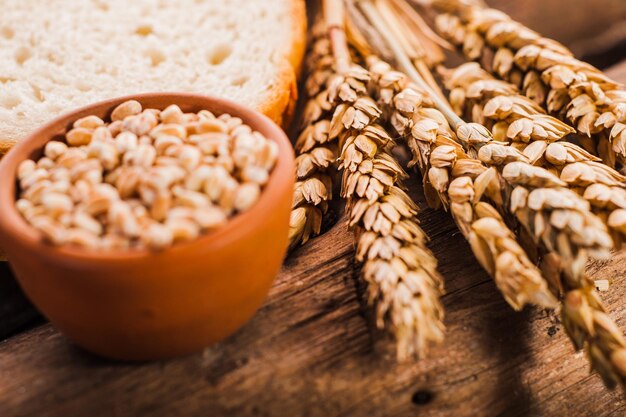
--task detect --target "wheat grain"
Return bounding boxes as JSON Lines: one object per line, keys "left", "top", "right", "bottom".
{"left": 17, "top": 104, "right": 275, "bottom": 251}
{"left": 434, "top": 4, "right": 626, "bottom": 168}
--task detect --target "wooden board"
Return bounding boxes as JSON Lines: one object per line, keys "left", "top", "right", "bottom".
{"left": 487, "top": 0, "right": 626, "bottom": 50}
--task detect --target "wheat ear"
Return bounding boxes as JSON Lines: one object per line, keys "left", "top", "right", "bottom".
{"left": 434, "top": 4, "right": 626, "bottom": 168}
{"left": 326, "top": 0, "right": 445, "bottom": 360}
{"left": 289, "top": 22, "right": 338, "bottom": 248}
{"left": 441, "top": 62, "right": 626, "bottom": 247}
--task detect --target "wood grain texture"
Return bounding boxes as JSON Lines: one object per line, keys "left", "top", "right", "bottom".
{"left": 487, "top": 0, "right": 626, "bottom": 49}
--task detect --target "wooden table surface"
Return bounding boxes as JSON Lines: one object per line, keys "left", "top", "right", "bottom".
{"left": 2, "top": 177, "right": 626, "bottom": 417}
{"left": 1, "top": 13, "right": 626, "bottom": 417}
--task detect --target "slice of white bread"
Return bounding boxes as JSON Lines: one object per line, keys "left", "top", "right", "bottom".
{"left": 0, "top": 0, "right": 306, "bottom": 155}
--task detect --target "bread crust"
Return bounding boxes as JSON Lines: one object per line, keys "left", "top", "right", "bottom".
{"left": 257, "top": 60, "right": 299, "bottom": 128}
{"left": 286, "top": 0, "right": 307, "bottom": 77}
{"left": 257, "top": 0, "right": 306, "bottom": 127}
{"left": 0, "top": 140, "right": 15, "bottom": 157}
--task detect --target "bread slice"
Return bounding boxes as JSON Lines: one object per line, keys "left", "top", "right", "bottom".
{"left": 0, "top": 0, "right": 306, "bottom": 155}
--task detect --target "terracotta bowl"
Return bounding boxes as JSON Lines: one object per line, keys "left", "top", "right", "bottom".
{"left": 0, "top": 93, "right": 295, "bottom": 360}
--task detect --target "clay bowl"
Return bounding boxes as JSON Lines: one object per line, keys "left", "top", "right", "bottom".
{"left": 0, "top": 93, "right": 295, "bottom": 360}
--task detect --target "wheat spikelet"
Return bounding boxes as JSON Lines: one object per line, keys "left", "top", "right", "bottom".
{"left": 434, "top": 4, "right": 626, "bottom": 168}
{"left": 368, "top": 58, "right": 557, "bottom": 310}
{"left": 366, "top": 0, "right": 612, "bottom": 279}
{"left": 442, "top": 96, "right": 614, "bottom": 284}
{"left": 442, "top": 62, "right": 626, "bottom": 246}
{"left": 562, "top": 287, "right": 626, "bottom": 389}
{"left": 289, "top": 22, "right": 337, "bottom": 248}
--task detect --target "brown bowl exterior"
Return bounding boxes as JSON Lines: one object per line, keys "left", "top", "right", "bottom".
{"left": 0, "top": 93, "right": 295, "bottom": 360}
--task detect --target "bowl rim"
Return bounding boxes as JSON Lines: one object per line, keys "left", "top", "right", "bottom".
{"left": 0, "top": 92, "right": 295, "bottom": 263}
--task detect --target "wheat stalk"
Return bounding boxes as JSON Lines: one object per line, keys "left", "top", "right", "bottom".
{"left": 357, "top": 0, "right": 626, "bottom": 390}
{"left": 369, "top": 57, "right": 557, "bottom": 310}
{"left": 433, "top": 3, "right": 626, "bottom": 168}
{"left": 289, "top": 22, "right": 337, "bottom": 248}
{"left": 324, "top": 0, "right": 446, "bottom": 360}
{"left": 441, "top": 62, "right": 626, "bottom": 247}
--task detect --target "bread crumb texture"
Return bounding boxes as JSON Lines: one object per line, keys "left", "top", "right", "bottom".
{"left": 0, "top": 0, "right": 298, "bottom": 149}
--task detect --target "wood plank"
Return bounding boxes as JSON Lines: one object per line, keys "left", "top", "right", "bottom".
{"left": 487, "top": 0, "right": 626, "bottom": 51}
{"left": 1, "top": 176, "right": 625, "bottom": 417}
